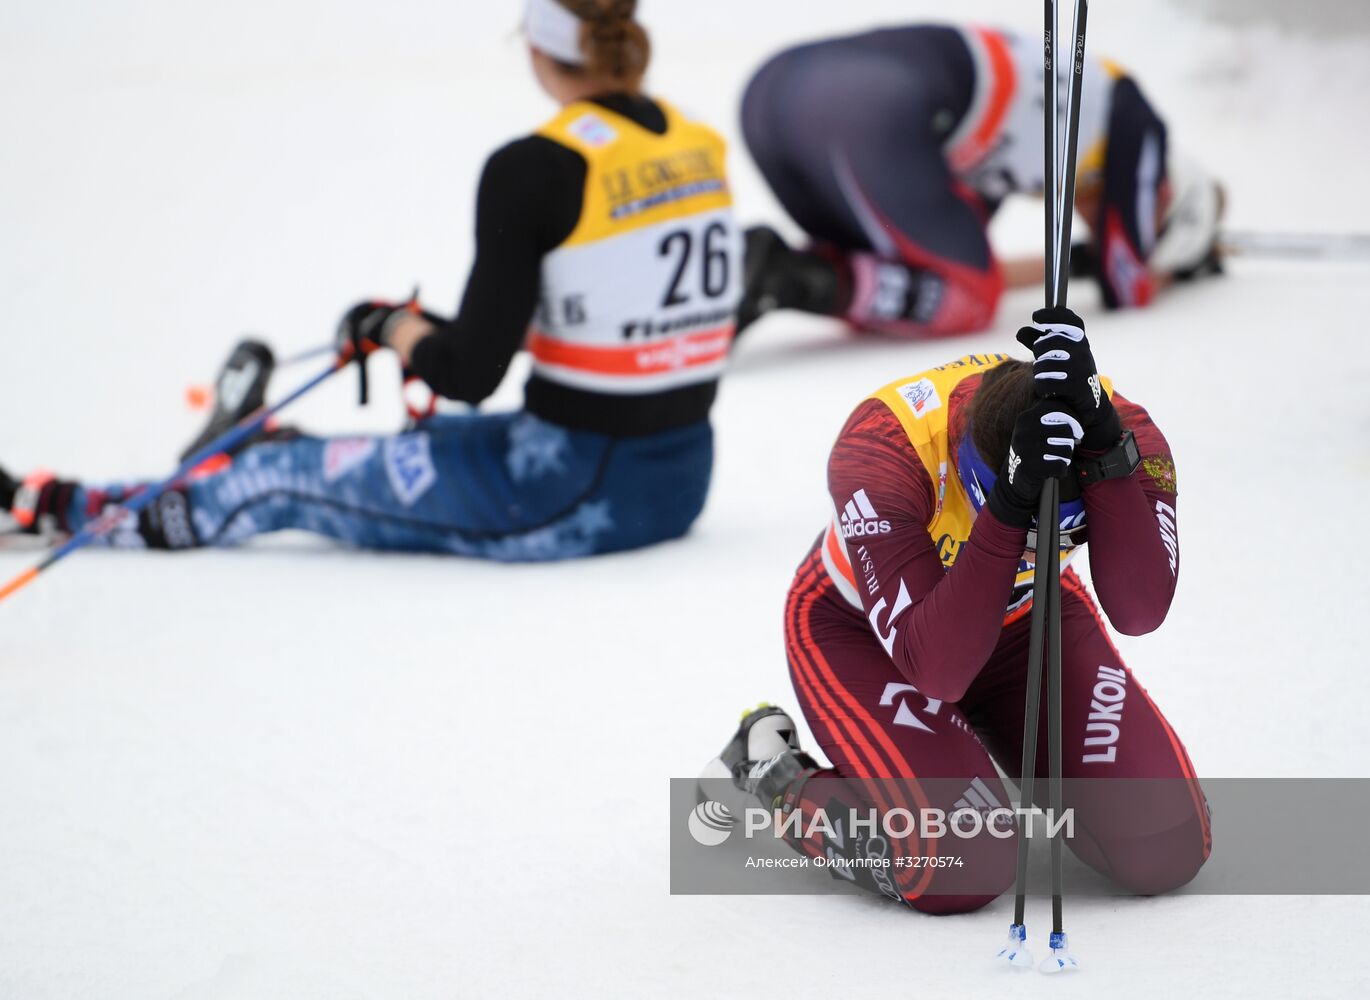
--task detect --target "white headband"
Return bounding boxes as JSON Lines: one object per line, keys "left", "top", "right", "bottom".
{"left": 524, "top": 0, "right": 586, "bottom": 66}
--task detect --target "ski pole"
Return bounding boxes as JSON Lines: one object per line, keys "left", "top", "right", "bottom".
{"left": 279, "top": 343, "right": 336, "bottom": 366}
{"left": 1219, "top": 230, "right": 1370, "bottom": 261}
{"left": 1005, "top": 0, "right": 1061, "bottom": 953}
{"left": 998, "top": 0, "right": 1064, "bottom": 965}
{"left": 1054, "top": 0, "right": 1089, "bottom": 308}
{"left": 0, "top": 356, "right": 347, "bottom": 606}
{"left": 999, "top": 0, "right": 1088, "bottom": 974}
{"left": 1047, "top": 0, "right": 1088, "bottom": 971}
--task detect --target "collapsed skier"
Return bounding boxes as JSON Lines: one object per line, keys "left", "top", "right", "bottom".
{"left": 1, "top": 0, "right": 743, "bottom": 561}
{"left": 702, "top": 307, "right": 1211, "bottom": 913}
{"left": 736, "top": 23, "right": 1225, "bottom": 338}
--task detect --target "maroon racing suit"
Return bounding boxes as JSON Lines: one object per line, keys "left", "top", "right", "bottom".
{"left": 780, "top": 373, "right": 1209, "bottom": 914}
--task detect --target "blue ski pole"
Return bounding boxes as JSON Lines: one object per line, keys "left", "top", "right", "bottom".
{"left": 0, "top": 356, "right": 346, "bottom": 605}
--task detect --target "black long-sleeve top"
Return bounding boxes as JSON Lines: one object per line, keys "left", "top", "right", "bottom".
{"left": 408, "top": 93, "right": 719, "bottom": 437}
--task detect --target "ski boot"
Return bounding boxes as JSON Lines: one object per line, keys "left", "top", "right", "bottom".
{"left": 0, "top": 468, "right": 78, "bottom": 538}
{"left": 1152, "top": 152, "right": 1226, "bottom": 283}
{"left": 699, "top": 703, "right": 818, "bottom": 819}
{"left": 180, "top": 339, "right": 291, "bottom": 463}
{"left": 734, "top": 227, "right": 844, "bottom": 340}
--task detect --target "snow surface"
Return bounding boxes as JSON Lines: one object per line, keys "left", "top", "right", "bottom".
{"left": 3, "top": 1, "right": 1370, "bottom": 997}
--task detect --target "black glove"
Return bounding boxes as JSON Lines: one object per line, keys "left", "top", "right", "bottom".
{"left": 337, "top": 296, "right": 421, "bottom": 406}
{"left": 987, "top": 400, "right": 1084, "bottom": 528}
{"left": 1015, "top": 306, "right": 1121, "bottom": 452}
{"left": 336, "top": 300, "right": 404, "bottom": 363}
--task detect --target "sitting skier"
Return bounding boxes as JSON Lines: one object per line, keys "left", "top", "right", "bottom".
{"left": 2, "top": 0, "right": 743, "bottom": 562}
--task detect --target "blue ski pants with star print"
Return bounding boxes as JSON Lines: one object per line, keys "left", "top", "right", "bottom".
{"left": 71, "top": 412, "right": 714, "bottom": 561}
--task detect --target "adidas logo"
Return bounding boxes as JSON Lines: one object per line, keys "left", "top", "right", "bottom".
{"left": 953, "top": 776, "right": 1005, "bottom": 815}
{"left": 840, "top": 489, "right": 892, "bottom": 538}
{"left": 953, "top": 776, "right": 1014, "bottom": 836}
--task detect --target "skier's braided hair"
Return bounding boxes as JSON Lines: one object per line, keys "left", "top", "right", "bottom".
{"left": 555, "top": 0, "right": 651, "bottom": 88}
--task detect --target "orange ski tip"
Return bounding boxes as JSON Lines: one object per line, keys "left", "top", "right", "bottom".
{"left": 186, "top": 383, "right": 213, "bottom": 410}
{"left": 0, "top": 567, "right": 40, "bottom": 604}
